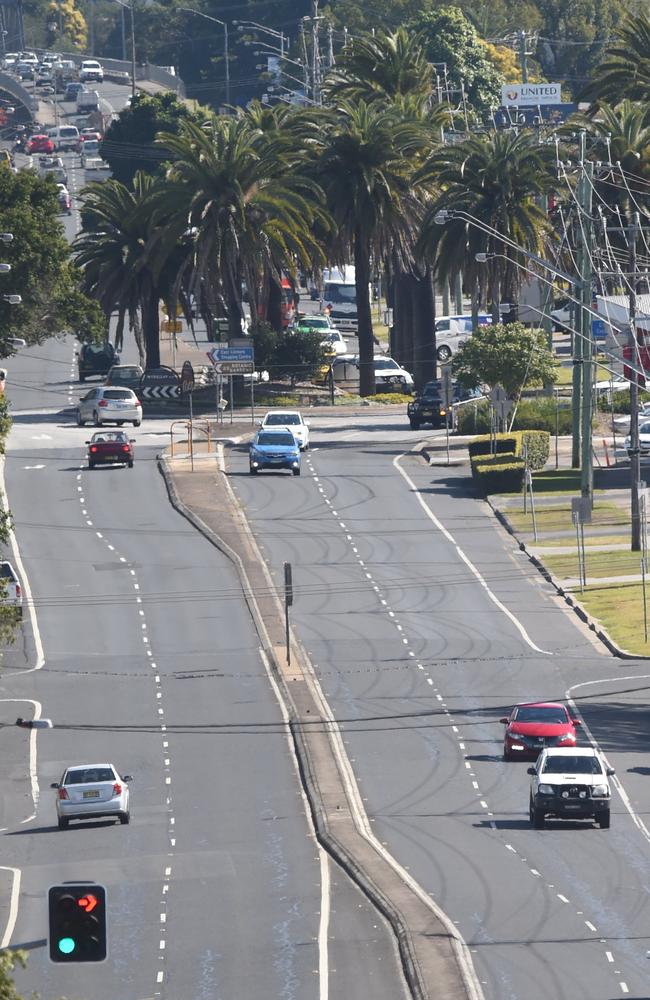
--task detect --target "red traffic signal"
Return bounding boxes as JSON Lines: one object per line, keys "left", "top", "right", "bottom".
{"left": 48, "top": 884, "right": 107, "bottom": 963}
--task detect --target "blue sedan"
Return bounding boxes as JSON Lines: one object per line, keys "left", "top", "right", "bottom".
{"left": 249, "top": 430, "right": 301, "bottom": 476}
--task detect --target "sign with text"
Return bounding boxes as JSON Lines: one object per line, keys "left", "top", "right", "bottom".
{"left": 501, "top": 83, "right": 561, "bottom": 106}
{"left": 207, "top": 344, "right": 254, "bottom": 375}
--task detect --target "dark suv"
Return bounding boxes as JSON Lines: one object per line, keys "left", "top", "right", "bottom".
{"left": 77, "top": 343, "right": 120, "bottom": 382}
{"left": 407, "top": 381, "right": 450, "bottom": 430}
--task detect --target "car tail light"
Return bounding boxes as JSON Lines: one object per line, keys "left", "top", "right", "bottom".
{"left": 112, "top": 782, "right": 122, "bottom": 796}
{"left": 122, "top": 445, "right": 130, "bottom": 453}
{"left": 89, "top": 445, "right": 97, "bottom": 453}
{"left": 98, "top": 399, "right": 108, "bottom": 407}
{"left": 15, "top": 583, "right": 21, "bottom": 598}
{"left": 58, "top": 788, "right": 69, "bottom": 800}
{"left": 135, "top": 399, "right": 141, "bottom": 408}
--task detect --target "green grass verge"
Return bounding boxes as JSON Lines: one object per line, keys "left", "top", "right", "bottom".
{"left": 579, "top": 582, "right": 650, "bottom": 655}
{"left": 545, "top": 548, "right": 643, "bottom": 579}
{"left": 507, "top": 501, "right": 629, "bottom": 534}
{"left": 531, "top": 470, "right": 582, "bottom": 493}
{"left": 533, "top": 533, "right": 629, "bottom": 548}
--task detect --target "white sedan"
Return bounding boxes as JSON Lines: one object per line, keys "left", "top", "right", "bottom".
{"left": 52, "top": 762, "right": 132, "bottom": 828}
{"left": 77, "top": 386, "right": 142, "bottom": 427}
{"left": 260, "top": 410, "right": 310, "bottom": 449}
{"left": 625, "top": 420, "right": 650, "bottom": 455}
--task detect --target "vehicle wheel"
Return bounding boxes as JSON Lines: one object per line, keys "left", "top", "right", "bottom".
{"left": 128, "top": 460, "right": 134, "bottom": 469}
{"left": 58, "top": 816, "right": 69, "bottom": 829}
{"left": 93, "top": 410, "right": 101, "bottom": 427}
{"left": 503, "top": 749, "right": 512, "bottom": 762}
{"left": 76, "top": 410, "right": 85, "bottom": 427}
{"left": 249, "top": 466, "right": 258, "bottom": 475}
{"left": 133, "top": 420, "right": 141, "bottom": 427}
{"left": 293, "top": 468, "right": 301, "bottom": 476}
{"left": 116, "top": 420, "right": 124, "bottom": 426}
{"left": 437, "top": 345, "right": 452, "bottom": 362}
{"left": 79, "top": 372, "right": 85, "bottom": 383}
{"left": 531, "top": 804, "right": 545, "bottom": 829}
{"left": 88, "top": 461, "right": 95, "bottom": 470}
{"left": 409, "top": 420, "right": 421, "bottom": 430}
{"left": 598, "top": 810, "right": 610, "bottom": 829}
{"left": 119, "top": 811, "right": 130, "bottom": 825}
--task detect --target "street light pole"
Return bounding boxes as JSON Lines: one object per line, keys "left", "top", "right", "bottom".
{"left": 629, "top": 211, "right": 642, "bottom": 551}
{"left": 130, "top": 0, "right": 136, "bottom": 99}
{"left": 180, "top": 7, "right": 230, "bottom": 105}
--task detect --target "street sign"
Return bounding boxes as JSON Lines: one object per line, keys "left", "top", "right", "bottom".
{"left": 161, "top": 319, "right": 183, "bottom": 334}
{"left": 140, "top": 366, "right": 181, "bottom": 401}
{"left": 180, "top": 360, "right": 195, "bottom": 395}
{"left": 571, "top": 496, "right": 592, "bottom": 525}
{"left": 284, "top": 562, "right": 293, "bottom": 607}
{"left": 207, "top": 344, "right": 254, "bottom": 375}
{"left": 489, "top": 384, "right": 508, "bottom": 404}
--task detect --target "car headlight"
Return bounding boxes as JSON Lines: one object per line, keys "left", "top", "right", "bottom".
{"left": 591, "top": 784, "right": 609, "bottom": 797}
{"left": 537, "top": 783, "right": 554, "bottom": 795}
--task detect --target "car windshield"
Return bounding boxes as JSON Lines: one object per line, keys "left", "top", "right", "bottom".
{"left": 65, "top": 766, "right": 115, "bottom": 784}
{"left": 257, "top": 432, "right": 295, "bottom": 446}
{"left": 542, "top": 755, "right": 602, "bottom": 774}
{"left": 266, "top": 414, "right": 300, "bottom": 425}
{"left": 92, "top": 432, "right": 126, "bottom": 443}
{"left": 304, "top": 318, "right": 329, "bottom": 329}
{"left": 375, "top": 358, "right": 400, "bottom": 371}
{"left": 323, "top": 284, "right": 356, "bottom": 303}
{"left": 639, "top": 423, "right": 650, "bottom": 435}
{"left": 515, "top": 706, "right": 567, "bottom": 723}
{"left": 103, "top": 390, "right": 133, "bottom": 400}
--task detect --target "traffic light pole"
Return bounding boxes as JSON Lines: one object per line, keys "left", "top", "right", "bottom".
{"left": 629, "top": 212, "right": 641, "bottom": 551}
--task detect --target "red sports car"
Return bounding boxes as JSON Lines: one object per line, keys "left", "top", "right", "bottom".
{"left": 500, "top": 702, "right": 580, "bottom": 760}
{"left": 26, "top": 134, "right": 54, "bottom": 154}
{"left": 86, "top": 430, "right": 134, "bottom": 469}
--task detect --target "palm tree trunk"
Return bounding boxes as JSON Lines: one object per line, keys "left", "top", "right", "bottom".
{"left": 354, "top": 231, "right": 375, "bottom": 396}
{"left": 267, "top": 276, "right": 283, "bottom": 332}
{"left": 412, "top": 264, "right": 436, "bottom": 389}
{"left": 224, "top": 269, "right": 244, "bottom": 340}
{"left": 142, "top": 290, "right": 160, "bottom": 369}
{"left": 392, "top": 270, "right": 410, "bottom": 367}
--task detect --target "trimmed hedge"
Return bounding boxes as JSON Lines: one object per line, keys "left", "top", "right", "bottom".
{"left": 469, "top": 430, "right": 549, "bottom": 470}
{"left": 471, "top": 456, "right": 525, "bottom": 494}
{"left": 457, "top": 398, "right": 574, "bottom": 435}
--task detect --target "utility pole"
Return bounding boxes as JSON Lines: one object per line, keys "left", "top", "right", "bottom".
{"left": 571, "top": 132, "right": 587, "bottom": 469}
{"left": 629, "top": 211, "right": 642, "bottom": 551}
{"left": 311, "top": 0, "right": 321, "bottom": 104}
{"left": 299, "top": 23, "right": 310, "bottom": 97}
{"left": 580, "top": 157, "right": 594, "bottom": 505}
{"left": 327, "top": 23, "right": 334, "bottom": 68}
{"left": 519, "top": 30, "right": 528, "bottom": 83}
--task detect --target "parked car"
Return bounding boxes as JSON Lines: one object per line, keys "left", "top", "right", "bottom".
{"left": 500, "top": 702, "right": 580, "bottom": 760}
{"left": 528, "top": 747, "right": 614, "bottom": 829}
{"left": 105, "top": 364, "right": 144, "bottom": 388}
{"left": 79, "top": 59, "right": 104, "bottom": 83}
{"left": 435, "top": 314, "right": 492, "bottom": 362}
{"left": 259, "top": 410, "right": 310, "bottom": 449}
{"left": 76, "top": 386, "right": 142, "bottom": 427}
{"left": 625, "top": 420, "right": 650, "bottom": 455}
{"left": 0, "top": 561, "right": 22, "bottom": 617}
{"left": 51, "top": 762, "right": 132, "bottom": 828}
{"left": 330, "top": 355, "right": 414, "bottom": 393}
{"left": 56, "top": 183, "right": 72, "bottom": 214}
{"left": 86, "top": 430, "right": 135, "bottom": 469}
{"left": 249, "top": 430, "right": 301, "bottom": 475}
{"left": 77, "top": 342, "right": 119, "bottom": 382}
{"left": 25, "top": 134, "right": 54, "bottom": 155}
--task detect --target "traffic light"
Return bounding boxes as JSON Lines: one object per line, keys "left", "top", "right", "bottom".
{"left": 48, "top": 883, "right": 107, "bottom": 963}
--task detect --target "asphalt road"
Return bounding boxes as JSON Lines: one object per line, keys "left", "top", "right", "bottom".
{"left": 228, "top": 418, "right": 650, "bottom": 1000}
{"left": 0, "top": 94, "right": 411, "bottom": 999}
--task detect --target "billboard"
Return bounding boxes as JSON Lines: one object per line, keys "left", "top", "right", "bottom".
{"left": 501, "top": 83, "right": 562, "bottom": 106}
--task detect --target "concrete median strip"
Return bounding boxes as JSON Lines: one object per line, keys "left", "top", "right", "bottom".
{"left": 158, "top": 450, "right": 483, "bottom": 1000}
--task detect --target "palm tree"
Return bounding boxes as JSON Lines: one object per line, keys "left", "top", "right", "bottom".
{"left": 315, "top": 100, "right": 427, "bottom": 395}
{"left": 577, "top": 102, "right": 650, "bottom": 220}
{"left": 155, "top": 114, "right": 326, "bottom": 341}
{"left": 323, "top": 27, "right": 434, "bottom": 109}
{"left": 581, "top": 12, "right": 650, "bottom": 104}
{"left": 74, "top": 172, "right": 166, "bottom": 368}
{"left": 417, "top": 131, "right": 557, "bottom": 322}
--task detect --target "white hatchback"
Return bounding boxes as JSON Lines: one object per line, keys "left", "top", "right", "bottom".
{"left": 260, "top": 410, "right": 310, "bottom": 449}
{"left": 77, "top": 386, "right": 142, "bottom": 427}
{"left": 52, "top": 762, "right": 132, "bottom": 828}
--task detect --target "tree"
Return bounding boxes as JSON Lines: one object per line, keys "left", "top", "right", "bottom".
{"left": 417, "top": 130, "right": 556, "bottom": 320}
{"left": 452, "top": 323, "right": 557, "bottom": 397}
{"left": 74, "top": 173, "right": 168, "bottom": 368}
{"left": 575, "top": 101, "right": 650, "bottom": 220}
{"left": 0, "top": 950, "right": 29, "bottom": 1000}
{"left": 270, "top": 329, "right": 327, "bottom": 386}
{"left": 100, "top": 92, "right": 205, "bottom": 186}
{"left": 315, "top": 100, "right": 426, "bottom": 394}
{"left": 0, "top": 169, "right": 104, "bottom": 353}
{"left": 323, "top": 27, "right": 434, "bottom": 107}
{"left": 410, "top": 7, "right": 504, "bottom": 117}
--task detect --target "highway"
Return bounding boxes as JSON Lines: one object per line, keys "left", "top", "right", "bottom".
{"left": 227, "top": 424, "right": 650, "bottom": 1000}
{"left": 0, "top": 93, "right": 411, "bottom": 1000}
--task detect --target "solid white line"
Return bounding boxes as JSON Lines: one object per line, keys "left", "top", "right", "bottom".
{"left": 0, "top": 867, "right": 21, "bottom": 948}
{"left": 393, "top": 452, "right": 552, "bottom": 655}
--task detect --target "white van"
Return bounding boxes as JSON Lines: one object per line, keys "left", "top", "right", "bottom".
{"left": 77, "top": 90, "right": 100, "bottom": 113}
{"left": 435, "top": 314, "right": 492, "bottom": 362}
{"left": 47, "top": 125, "right": 80, "bottom": 151}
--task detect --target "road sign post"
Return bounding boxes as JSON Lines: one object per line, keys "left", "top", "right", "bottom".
{"left": 181, "top": 361, "right": 195, "bottom": 471}
{"left": 207, "top": 343, "right": 256, "bottom": 424}
{"left": 284, "top": 562, "right": 293, "bottom": 666}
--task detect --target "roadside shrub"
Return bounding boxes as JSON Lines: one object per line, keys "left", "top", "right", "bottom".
{"left": 520, "top": 430, "right": 550, "bottom": 470}
{"left": 471, "top": 456, "right": 525, "bottom": 494}
{"left": 609, "top": 389, "right": 650, "bottom": 414}
{"left": 468, "top": 435, "right": 519, "bottom": 458}
{"left": 468, "top": 430, "right": 549, "bottom": 470}
{"left": 457, "top": 398, "right": 574, "bottom": 435}
{"left": 372, "top": 392, "right": 413, "bottom": 404}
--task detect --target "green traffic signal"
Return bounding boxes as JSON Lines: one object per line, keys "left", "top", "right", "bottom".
{"left": 57, "top": 937, "right": 75, "bottom": 955}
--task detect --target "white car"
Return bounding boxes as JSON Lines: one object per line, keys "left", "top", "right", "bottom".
{"left": 77, "top": 386, "right": 142, "bottom": 427}
{"left": 323, "top": 329, "right": 348, "bottom": 356}
{"left": 0, "top": 560, "right": 22, "bottom": 616}
{"left": 625, "top": 420, "right": 650, "bottom": 455}
{"left": 260, "top": 410, "right": 310, "bottom": 449}
{"left": 528, "top": 747, "right": 614, "bottom": 829}
{"left": 52, "top": 762, "right": 132, "bottom": 828}
{"left": 80, "top": 140, "right": 105, "bottom": 170}
{"left": 373, "top": 356, "right": 414, "bottom": 389}
{"left": 79, "top": 59, "right": 104, "bottom": 82}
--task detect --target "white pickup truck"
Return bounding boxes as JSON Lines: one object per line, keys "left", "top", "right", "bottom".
{"left": 0, "top": 561, "right": 22, "bottom": 617}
